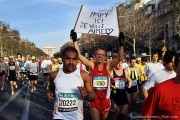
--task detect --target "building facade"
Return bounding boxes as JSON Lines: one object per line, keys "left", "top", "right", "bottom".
{"left": 117, "top": 0, "right": 180, "bottom": 55}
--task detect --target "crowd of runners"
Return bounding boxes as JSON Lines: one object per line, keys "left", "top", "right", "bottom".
{"left": 0, "top": 55, "right": 63, "bottom": 95}
{"left": 0, "top": 30, "right": 180, "bottom": 120}
{"left": 46, "top": 30, "right": 180, "bottom": 120}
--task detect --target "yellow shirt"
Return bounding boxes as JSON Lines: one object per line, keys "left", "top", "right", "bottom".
{"left": 138, "top": 64, "right": 147, "bottom": 81}
{"left": 51, "top": 64, "right": 60, "bottom": 72}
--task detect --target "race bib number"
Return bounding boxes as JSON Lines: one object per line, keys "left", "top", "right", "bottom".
{"left": 9, "top": 66, "right": 15, "bottom": 70}
{"left": 30, "top": 67, "right": 37, "bottom": 73}
{"left": 132, "top": 79, "right": 137, "bottom": 86}
{"left": 93, "top": 76, "right": 108, "bottom": 90}
{"left": 58, "top": 93, "right": 78, "bottom": 112}
{"left": 0, "top": 67, "right": 5, "bottom": 71}
{"left": 43, "top": 69, "right": 49, "bottom": 73}
{"left": 115, "top": 80, "right": 125, "bottom": 89}
{"left": 21, "top": 67, "right": 25, "bottom": 71}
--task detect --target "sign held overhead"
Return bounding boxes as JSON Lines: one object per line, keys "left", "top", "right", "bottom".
{"left": 74, "top": 5, "right": 119, "bottom": 37}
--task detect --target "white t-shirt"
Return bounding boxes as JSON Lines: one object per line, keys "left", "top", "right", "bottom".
{"left": 122, "top": 62, "right": 129, "bottom": 69}
{"left": 24, "top": 60, "right": 32, "bottom": 70}
{"left": 143, "top": 68, "right": 176, "bottom": 90}
{"left": 41, "top": 60, "right": 52, "bottom": 73}
{"left": 29, "top": 61, "right": 39, "bottom": 75}
{"left": 143, "top": 62, "right": 164, "bottom": 79}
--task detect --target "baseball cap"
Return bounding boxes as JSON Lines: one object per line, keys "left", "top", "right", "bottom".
{"left": 136, "top": 57, "right": 141, "bottom": 61}
{"left": 31, "top": 56, "right": 36, "bottom": 60}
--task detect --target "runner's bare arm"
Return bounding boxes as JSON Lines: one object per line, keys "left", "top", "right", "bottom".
{"left": 15, "top": 62, "right": 19, "bottom": 72}
{"left": 45, "top": 71, "right": 57, "bottom": 102}
{"left": 108, "top": 33, "right": 124, "bottom": 71}
{"left": 70, "top": 30, "right": 94, "bottom": 69}
{"left": 5, "top": 63, "right": 8, "bottom": 74}
{"left": 142, "top": 87, "right": 148, "bottom": 99}
{"left": 124, "top": 68, "right": 132, "bottom": 88}
{"left": 73, "top": 41, "right": 94, "bottom": 69}
{"left": 79, "top": 70, "right": 96, "bottom": 102}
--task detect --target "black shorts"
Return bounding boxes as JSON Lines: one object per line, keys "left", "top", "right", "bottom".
{"left": 126, "top": 85, "right": 138, "bottom": 93}
{"left": 20, "top": 72, "right": 27, "bottom": 74}
{"left": 43, "top": 73, "right": 50, "bottom": 76}
{"left": 0, "top": 70, "right": 6, "bottom": 76}
{"left": 29, "top": 75, "right": 38, "bottom": 80}
{"left": 111, "top": 89, "right": 128, "bottom": 106}
{"left": 8, "top": 75, "right": 17, "bottom": 81}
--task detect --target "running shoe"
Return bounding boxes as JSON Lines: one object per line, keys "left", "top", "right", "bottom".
{"left": 31, "top": 89, "right": 34, "bottom": 93}
{"left": 46, "top": 86, "right": 49, "bottom": 90}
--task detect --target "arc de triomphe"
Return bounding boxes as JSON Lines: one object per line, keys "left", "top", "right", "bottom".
{"left": 44, "top": 45, "right": 56, "bottom": 57}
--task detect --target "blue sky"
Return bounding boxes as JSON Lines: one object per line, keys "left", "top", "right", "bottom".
{"left": 0, "top": 0, "right": 124, "bottom": 52}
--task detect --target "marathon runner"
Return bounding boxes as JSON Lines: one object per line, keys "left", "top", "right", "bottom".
{"left": 7, "top": 56, "right": 18, "bottom": 95}
{"left": 72, "top": 30, "right": 124, "bottom": 120}
{"left": 45, "top": 47, "right": 96, "bottom": 120}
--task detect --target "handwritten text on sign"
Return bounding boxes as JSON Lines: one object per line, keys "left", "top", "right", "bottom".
{"left": 74, "top": 6, "right": 119, "bottom": 36}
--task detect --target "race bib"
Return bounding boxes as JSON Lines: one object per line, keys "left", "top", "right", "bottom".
{"left": 30, "top": 67, "right": 37, "bottom": 73}
{"left": 58, "top": 92, "right": 78, "bottom": 112}
{"left": 132, "top": 79, "right": 137, "bottom": 86}
{"left": 93, "top": 76, "right": 108, "bottom": 90}
{"left": 9, "top": 66, "right": 15, "bottom": 70}
{"left": 0, "top": 67, "right": 5, "bottom": 71}
{"left": 115, "top": 80, "right": 125, "bottom": 89}
{"left": 43, "top": 69, "right": 49, "bottom": 73}
{"left": 21, "top": 67, "right": 25, "bottom": 71}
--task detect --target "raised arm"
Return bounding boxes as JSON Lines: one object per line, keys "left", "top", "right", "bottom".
{"left": 70, "top": 29, "right": 94, "bottom": 69}
{"left": 108, "top": 32, "right": 125, "bottom": 71}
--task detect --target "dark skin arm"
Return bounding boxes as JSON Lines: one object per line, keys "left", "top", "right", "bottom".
{"left": 45, "top": 71, "right": 57, "bottom": 102}
{"left": 78, "top": 70, "right": 96, "bottom": 102}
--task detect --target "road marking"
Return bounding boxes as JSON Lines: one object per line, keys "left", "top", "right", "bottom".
{"left": 0, "top": 83, "right": 28, "bottom": 113}
{"left": 21, "top": 84, "right": 31, "bottom": 120}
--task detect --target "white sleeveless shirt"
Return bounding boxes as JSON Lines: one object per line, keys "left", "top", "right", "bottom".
{"left": 53, "top": 68, "right": 84, "bottom": 120}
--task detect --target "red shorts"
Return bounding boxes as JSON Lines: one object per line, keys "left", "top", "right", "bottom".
{"left": 89, "top": 98, "right": 111, "bottom": 115}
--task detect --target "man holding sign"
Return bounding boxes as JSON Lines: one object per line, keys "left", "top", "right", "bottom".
{"left": 71, "top": 29, "right": 126, "bottom": 120}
